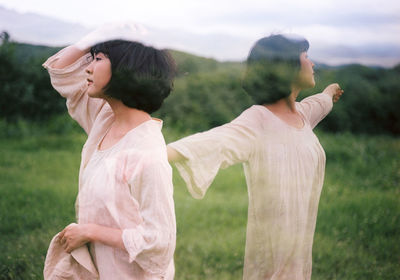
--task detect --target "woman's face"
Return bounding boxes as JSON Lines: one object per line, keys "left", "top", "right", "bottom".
{"left": 85, "top": 52, "right": 112, "bottom": 98}
{"left": 296, "top": 52, "right": 315, "bottom": 89}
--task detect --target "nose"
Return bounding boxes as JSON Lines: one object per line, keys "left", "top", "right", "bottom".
{"left": 85, "top": 61, "right": 94, "bottom": 75}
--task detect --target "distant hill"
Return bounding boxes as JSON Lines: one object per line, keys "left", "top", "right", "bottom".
{"left": 0, "top": 6, "right": 89, "bottom": 46}
{"left": 9, "top": 41, "right": 239, "bottom": 76}
{"left": 2, "top": 5, "right": 399, "bottom": 66}
{"left": 11, "top": 43, "right": 61, "bottom": 64}
{"left": 0, "top": 5, "right": 250, "bottom": 62}
{"left": 1, "top": 38, "right": 400, "bottom": 135}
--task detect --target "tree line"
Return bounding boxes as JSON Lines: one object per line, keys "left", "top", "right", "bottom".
{"left": 1, "top": 31, "right": 399, "bottom": 135}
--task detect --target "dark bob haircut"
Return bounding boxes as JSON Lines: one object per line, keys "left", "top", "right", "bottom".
{"left": 90, "top": 40, "right": 176, "bottom": 114}
{"left": 242, "top": 34, "right": 309, "bottom": 105}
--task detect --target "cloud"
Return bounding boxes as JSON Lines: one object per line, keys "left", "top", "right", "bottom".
{"left": 203, "top": 11, "right": 400, "bottom": 28}
{"left": 0, "top": 0, "right": 399, "bottom": 66}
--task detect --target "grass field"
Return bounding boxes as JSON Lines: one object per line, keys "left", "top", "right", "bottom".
{"left": 0, "top": 129, "right": 399, "bottom": 279}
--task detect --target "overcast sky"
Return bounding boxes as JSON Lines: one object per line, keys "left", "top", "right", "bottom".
{"left": 1, "top": 0, "right": 400, "bottom": 65}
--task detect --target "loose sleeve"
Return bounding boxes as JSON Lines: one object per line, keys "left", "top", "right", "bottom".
{"left": 168, "top": 115, "right": 255, "bottom": 199}
{"left": 42, "top": 48, "right": 106, "bottom": 134}
{"left": 298, "top": 92, "right": 333, "bottom": 129}
{"left": 122, "top": 156, "right": 176, "bottom": 277}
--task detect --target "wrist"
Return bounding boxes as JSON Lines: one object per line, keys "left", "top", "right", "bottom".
{"left": 322, "top": 90, "right": 333, "bottom": 97}
{"left": 85, "top": 224, "right": 98, "bottom": 242}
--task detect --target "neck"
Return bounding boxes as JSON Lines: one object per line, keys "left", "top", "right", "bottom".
{"left": 267, "top": 87, "right": 301, "bottom": 113}
{"left": 287, "top": 86, "right": 301, "bottom": 110}
{"left": 106, "top": 97, "right": 151, "bottom": 130}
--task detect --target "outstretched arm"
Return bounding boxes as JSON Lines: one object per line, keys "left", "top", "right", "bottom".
{"left": 298, "top": 83, "right": 343, "bottom": 129}
{"left": 167, "top": 111, "right": 256, "bottom": 199}
{"left": 167, "top": 146, "right": 185, "bottom": 162}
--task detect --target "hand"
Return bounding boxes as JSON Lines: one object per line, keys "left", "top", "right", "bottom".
{"left": 74, "top": 21, "right": 148, "bottom": 51}
{"left": 323, "top": 83, "right": 344, "bottom": 103}
{"left": 58, "top": 223, "right": 92, "bottom": 253}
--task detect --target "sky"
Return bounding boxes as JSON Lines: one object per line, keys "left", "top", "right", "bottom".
{"left": 1, "top": 0, "right": 400, "bottom": 65}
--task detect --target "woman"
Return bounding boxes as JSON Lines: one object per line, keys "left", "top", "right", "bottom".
{"left": 43, "top": 24, "right": 176, "bottom": 279}
{"left": 168, "top": 34, "right": 343, "bottom": 279}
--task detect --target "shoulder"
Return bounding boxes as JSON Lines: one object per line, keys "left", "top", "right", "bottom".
{"left": 118, "top": 121, "right": 168, "bottom": 165}
{"left": 230, "top": 105, "right": 269, "bottom": 131}
{"left": 295, "top": 101, "right": 306, "bottom": 115}
{"left": 236, "top": 105, "right": 263, "bottom": 120}
{"left": 113, "top": 141, "right": 170, "bottom": 184}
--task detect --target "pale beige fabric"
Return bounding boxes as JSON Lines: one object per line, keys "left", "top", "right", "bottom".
{"left": 43, "top": 48, "right": 176, "bottom": 280}
{"left": 44, "top": 233, "right": 99, "bottom": 280}
{"left": 169, "top": 93, "right": 333, "bottom": 280}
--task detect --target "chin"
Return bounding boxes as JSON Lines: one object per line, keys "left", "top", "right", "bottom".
{"left": 301, "top": 82, "right": 315, "bottom": 90}
{"left": 307, "top": 79, "right": 316, "bottom": 89}
{"left": 87, "top": 90, "right": 104, "bottom": 99}
{"left": 298, "top": 76, "right": 315, "bottom": 90}
{"left": 87, "top": 91, "right": 97, "bottom": 98}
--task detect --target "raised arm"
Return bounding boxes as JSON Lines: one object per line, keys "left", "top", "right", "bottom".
{"left": 54, "top": 21, "right": 147, "bottom": 69}
{"left": 43, "top": 22, "right": 148, "bottom": 134}
{"left": 51, "top": 46, "right": 88, "bottom": 70}
{"left": 42, "top": 47, "right": 104, "bottom": 134}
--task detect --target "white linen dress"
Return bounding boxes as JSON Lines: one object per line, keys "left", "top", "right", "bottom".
{"left": 168, "top": 93, "right": 333, "bottom": 280}
{"left": 43, "top": 48, "right": 176, "bottom": 280}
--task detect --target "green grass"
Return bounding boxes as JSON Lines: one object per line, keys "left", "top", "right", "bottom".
{"left": 0, "top": 130, "right": 399, "bottom": 279}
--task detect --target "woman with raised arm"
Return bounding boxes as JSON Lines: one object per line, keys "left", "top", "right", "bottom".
{"left": 42, "top": 23, "right": 177, "bottom": 279}
{"left": 167, "top": 34, "right": 343, "bottom": 279}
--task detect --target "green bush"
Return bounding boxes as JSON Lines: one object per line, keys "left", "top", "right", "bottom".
{"left": 1, "top": 33, "right": 400, "bottom": 135}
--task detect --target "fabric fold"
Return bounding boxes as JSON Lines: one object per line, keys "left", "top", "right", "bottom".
{"left": 43, "top": 233, "right": 99, "bottom": 280}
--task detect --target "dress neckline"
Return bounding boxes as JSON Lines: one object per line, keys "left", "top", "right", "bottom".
{"left": 96, "top": 118, "right": 161, "bottom": 152}
{"left": 255, "top": 104, "right": 307, "bottom": 131}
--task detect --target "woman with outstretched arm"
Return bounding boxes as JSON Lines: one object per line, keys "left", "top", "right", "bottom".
{"left": 42, "top": 24, "right": 177, "bottom": 279}
{"left": 167, "top": 34, "right": 343, "bottom": 280}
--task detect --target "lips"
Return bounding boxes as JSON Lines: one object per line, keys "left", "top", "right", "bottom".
{"left": 87, "top": 78, "right": 93, "bottom": 85}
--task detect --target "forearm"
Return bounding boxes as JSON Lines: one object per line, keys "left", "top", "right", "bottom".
{"left": 87, "top": 224, "right": 125, "bottom": 251}
{"left": 52, "top": 45, "right": 89, "bottom": 69}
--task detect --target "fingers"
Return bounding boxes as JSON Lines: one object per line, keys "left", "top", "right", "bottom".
{"left": 63, "top": 242, "right": 72, "bottom": 253}
{"left": 58, "top": 223, "right": 74, "bottom": 239}
{"left": 61, "top": 239, "right": 72, "bottom": 253}
{"left": 58, "top": 223, "right": 87, "bottom": 253}
{"left": 333, "top": 88, "right": 344, "bottom": 103}
{"left": 58, "top": 230, "right": 65, "bottom": 242}
{"left": 324, "top": 82, "right": 344, "bottom": 103}
{"left": 59, "top": 231, "right": 73, "bottom": 253}
{"left": 58, "top": 223, "right": 77, "bottom": 247}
